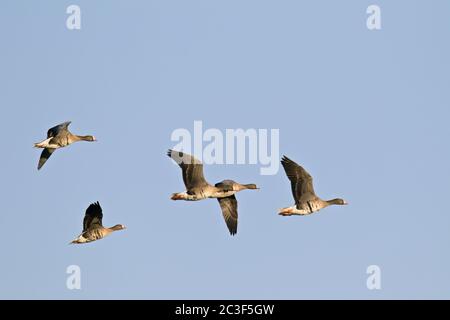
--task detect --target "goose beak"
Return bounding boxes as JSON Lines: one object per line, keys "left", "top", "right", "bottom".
{"left": 343, "top": 200, "right": 348, "bottom": 205}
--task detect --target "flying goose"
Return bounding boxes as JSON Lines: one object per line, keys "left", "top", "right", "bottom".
{"left": 279, "top": 156, "right": 347, "bottom": 216}
{"left": 167, "top": 149, "right": 258, "bottom": 236}
{"left": 70, "top": 202, "right": 126, "bottom": 244}
{"left": 34, "top": 121, "right": 96, "bottom": 170}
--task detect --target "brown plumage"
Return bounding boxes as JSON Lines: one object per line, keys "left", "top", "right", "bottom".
{"left": 167, "top": 149, "right": 258, "bottom": 236}
{"left": 217, "top": 194, "right": 238, "bottom": 236}
{"left": 279, "top": 156, "right": 347, "bottom": 216}
{"left": 70, "top": 202, "right": 126, "bottom": 244}
{"left": 34, "top": 121, "right": 96, "bottom": 170}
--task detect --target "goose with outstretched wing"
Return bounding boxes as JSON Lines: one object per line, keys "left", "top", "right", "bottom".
{"left": 167, "top": 149, "right": 258, "bottom": 236}
{"left": 279, "top": 156, "right": 347, "bottom": 216}
{"left": 34, "top": 121, "right": 96, "bottom": 170}
{"left": 70, "top": 202, "right": 126, "bottom": 244}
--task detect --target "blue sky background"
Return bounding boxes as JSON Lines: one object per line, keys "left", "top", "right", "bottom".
{"left": 0, "top": 0, "right": 449, "bottom": 299}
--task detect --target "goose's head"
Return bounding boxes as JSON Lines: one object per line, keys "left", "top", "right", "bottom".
{"left": 328, "top": 198, "right": 348, "bottom": 205}
{"left": 111, "top": 224, "right": 126, "bottom": 231}
{"left": 79, "top": 135, "right": 97, "bottom": 142}
{"left": 242, "top": 184, "right": 259, "bottom": 190}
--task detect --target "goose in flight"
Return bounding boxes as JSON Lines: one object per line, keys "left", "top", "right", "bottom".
{"left": 34, "top": 121, "right": 96, "bottom": 170}
{"left": 167, "top": 149, "right": 258, "bottom": 236}
{"left": 279, "top": 156, "right": 347, "bottom": 216}
{"left": 70, "top": 202, "right": 126, "bottom": 244}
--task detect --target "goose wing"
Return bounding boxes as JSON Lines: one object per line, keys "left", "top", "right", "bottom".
{"left": 167, "top": 149, "right": 209, "bottom": 190}
{"left": 47, "top": 121, "right": 71, "bottom": 138}
{"left": 217, "top": 195, "right": 238, "bottom": 236}
{"left": 281, "top": 156, "right": 316, "bottom": 204}
{"left": 82, "top": 202, "right": 103, "bottom": 232}
{"left": 37, "top": 148, "right": 55, "bottom": 170}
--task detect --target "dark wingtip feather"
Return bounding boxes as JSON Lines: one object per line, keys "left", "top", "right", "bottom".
{"left": 88, "top": 201, "right": 101, "bottom": 210}
{"left": 281, "top": 155, "right": 291, "bottom": 163}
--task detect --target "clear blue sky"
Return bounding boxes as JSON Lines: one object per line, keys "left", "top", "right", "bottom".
{"left": 0, "top": 0, "right": 449, "bottom": 299}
